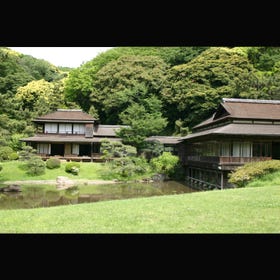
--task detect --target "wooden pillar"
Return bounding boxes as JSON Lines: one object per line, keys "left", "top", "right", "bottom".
{"left": 91, "top": 142, "right": 93, "bottom": 162}
{"left": 221, "top": 171, "right": 224, "bottom": 190}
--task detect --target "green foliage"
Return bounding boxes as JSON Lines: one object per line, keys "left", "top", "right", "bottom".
{"left": 107, "top": 156, "right": 149, "bottom": 179}
{"left": 89, "top": 55, "right": 168, "bottom": 123}
{"left": 15, "top": 79, "right": 65, "bottom": 114}
{"left": 88, "top": 105, "right": 99, "bottom": 119}
{"left": 228, "top": 160, "right": 280, "bottom": 187}
{"left": 0, "top": 48, "right": 33, "bottom": 95}
{"left": 117, "top": 101, "right": 167, "bottom": 152}
{"left": 0, "top": 146, "right": 13, "bottom": 161}
{"left": 18, "top": 146, "right": 37, "bottom": 161}
{"left": 8, "top": 133, "right": 26, "bottom": 151}
{"left": 140, "top": 140, "right": 164, "bottom": 161}
{"left": 100, "top": 139, "right": 137, "bottom": 160}
{"left": 0, "top": 164, "right": 2, "bottom": 172}
{"left": 19, "top": 54, "right": 64, "bottom": 82}
{"left": 46, "top": 158, "right": 61, "bottom": 169}
{"left": 9, "top": 152, "right": 19, "bottom": 160}
{"left": 25, "top": 156, "right": 46, "bottom": 176}
{"left": 65, "top": 162, "right": 81, "bottom": 174}
{"left": 247, "top": 47, "right": 280, "bottom": 72}
{"left": 162, "top": 47, "right": 255, "bottom": 129}
{"left": 150, "top": 152, "right": 179, "bottom": 176}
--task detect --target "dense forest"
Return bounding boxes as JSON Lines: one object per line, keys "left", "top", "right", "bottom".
{"left": 1, "top": 46, "right": 280, "bottom": 153}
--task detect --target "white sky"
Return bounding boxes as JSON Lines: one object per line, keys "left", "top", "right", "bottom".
{"left": 8, "top": 47, "right": 114, "bottom": 68}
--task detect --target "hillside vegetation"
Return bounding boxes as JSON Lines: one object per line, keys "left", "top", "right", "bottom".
{"left": 2, "top": 46, "right": 280, "bottom": 152}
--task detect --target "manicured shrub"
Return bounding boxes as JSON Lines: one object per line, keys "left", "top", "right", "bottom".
{"left": 70, "top": 166, "right": 79, "bottom": 175}
{"left": 9, "top": 152, "right": 19, "bottom": 160}
{"left": 18, "top": 146, "right": 37, "bottom": 161}
{"left": 228, "top": 160, "right": 280, "bottom": 187}
{"left": 46, "top": 158, "right": 61, "bottom": 169}
{"left": 65, "top": 162, "right": 80, "bottom": 175}
{"left": 0, "top": 146, "right": 13, "bottom": 161}
{"left": 150, "top": 152, "right": 179, "bottom": 177}
{"left": 25, "top": 156, "right": 46, "bottom": 176}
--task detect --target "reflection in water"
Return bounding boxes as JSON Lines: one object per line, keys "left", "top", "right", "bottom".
{"left": 0, "top": 181, "right": 197, "bottom": 210}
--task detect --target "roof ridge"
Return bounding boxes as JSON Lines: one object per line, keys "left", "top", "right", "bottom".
{"left": 222, "top": 98, "right": 280, "bottom": 104}
{"left": 57, "top": 109, "right": 83, "bottom": 112}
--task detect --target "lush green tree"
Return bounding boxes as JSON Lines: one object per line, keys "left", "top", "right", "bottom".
{"left": 15, "top": 78, "right": 69, "bottom": 117}
{"left": 64, "top": 63, "right": 98, "bottom": 111}
{"left": 90, "top": 55, "right": 168, "bottom": 123}
{"left": 150, "top": 152, "right": 179, "bottom": 177}
{"left": 140, "top": 140, "right": 164, "bottom": 161}
{"left": 117, "top": 100, "right": 167, "bottom": 153}
{"left": 100, "top": 139, "right": 137, "bottom": 161}
{"left": 162, "top": 47, "right": 255, "bottom": 130}
{"left": 0, "top": 48, "right": 33, "bottom": 96}
{"left": 19, "top": 54, "right": 65, "bottom": 82}
{"left": 247, "top": 47, "right": 280, "bottom": 72}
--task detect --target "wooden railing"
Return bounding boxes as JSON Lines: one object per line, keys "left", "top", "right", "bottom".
{"left": 186, "top": 156, "right": 272, "bottom": 164}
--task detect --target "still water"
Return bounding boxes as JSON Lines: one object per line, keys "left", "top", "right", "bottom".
{"left": 0, "top": 181, "right": 197, "bottom": 210}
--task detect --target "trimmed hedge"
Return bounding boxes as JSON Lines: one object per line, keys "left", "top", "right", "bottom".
{"left": 65, "top": 162, "right": 80, "bottom": 175}
{"left": 9, "top": 152, "right": 19, "bottom": 160}
{"left": 46, "top": 158, "right": 61, "bottom": 169}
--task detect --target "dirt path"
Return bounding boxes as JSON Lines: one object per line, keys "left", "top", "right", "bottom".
{"left": 2, "top": 179, "right": 118, "bottom": 185}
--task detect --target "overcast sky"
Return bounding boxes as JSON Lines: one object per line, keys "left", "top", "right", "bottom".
{"left": 9, "top": 47, "right": 114, "bottom": 68}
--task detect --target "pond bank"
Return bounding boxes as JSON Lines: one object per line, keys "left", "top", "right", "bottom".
{"left": 1, "top": 179, "right": 118, "bottom": 186}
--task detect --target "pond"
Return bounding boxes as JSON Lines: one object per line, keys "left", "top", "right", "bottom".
{"left": 0, "top": 181, "right": 197, "bottom": 210}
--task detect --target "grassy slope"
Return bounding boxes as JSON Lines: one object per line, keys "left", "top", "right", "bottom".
{"left": 0, "top": 185, "right": 279, "bottom": 233}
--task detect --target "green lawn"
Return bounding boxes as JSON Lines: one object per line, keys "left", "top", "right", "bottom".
{"left": 0, "top": 161, "right": 109, "bottom": 181}
{"left": 246, "top": 170, "right": 280, "bottom": 188}
{"left": 0, "top": 160, "right": 154, "bottom": 182}
{"left": 0, "top": 184, "right": 279, "bottom": 233}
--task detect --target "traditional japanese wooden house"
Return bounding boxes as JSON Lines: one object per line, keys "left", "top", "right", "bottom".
{"left": 178, "top": 98, "right": 280, "bottom": 189}
{"left": 21, "top": 109, "right": 125, "bottom": 161}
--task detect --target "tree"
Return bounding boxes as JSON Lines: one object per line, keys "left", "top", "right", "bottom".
{"left": 117, "top": 101, "right": 168, "bottom": 153}
{"left": 15, "top": 78, "right": 68, "bottom": 117}
{"left": 90, "top": 55, "right": 168, "bottom": 124}
{"left": 140, "top": 140, "right": 164, "bottom": 161}
{"left": 161, "top": 47, "right": 255, "bottom": 129}
{"left": 150, "top": 152, "right": 179, "bottom": 177}
{"left": 19, "top": 54, "right": 64, "bottom": 82}
{"left": 18, "top": 146, "right": 37, "bottom": 161}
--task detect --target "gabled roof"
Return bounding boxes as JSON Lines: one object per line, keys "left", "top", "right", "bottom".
{"left": 34, "top": 109, "right": 96, "bottom": 123}
{"left": 194, "top": 98, "right": 280, "bottom": 130}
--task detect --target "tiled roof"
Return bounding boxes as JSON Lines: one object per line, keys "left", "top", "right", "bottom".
{"left": 182, "top": 123, "right": 280, "bottom": 141}
{"left": 194, "top": 98, "right": 280, "bottom": 129}
{"left": 34, "top": 109, "right": 96, "bottom": 123}
{"left": 222, "top": 99, "right": 280, "bottom": 120}
{"left": 21, "top": 134, "right": 122, "bottom": 143}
